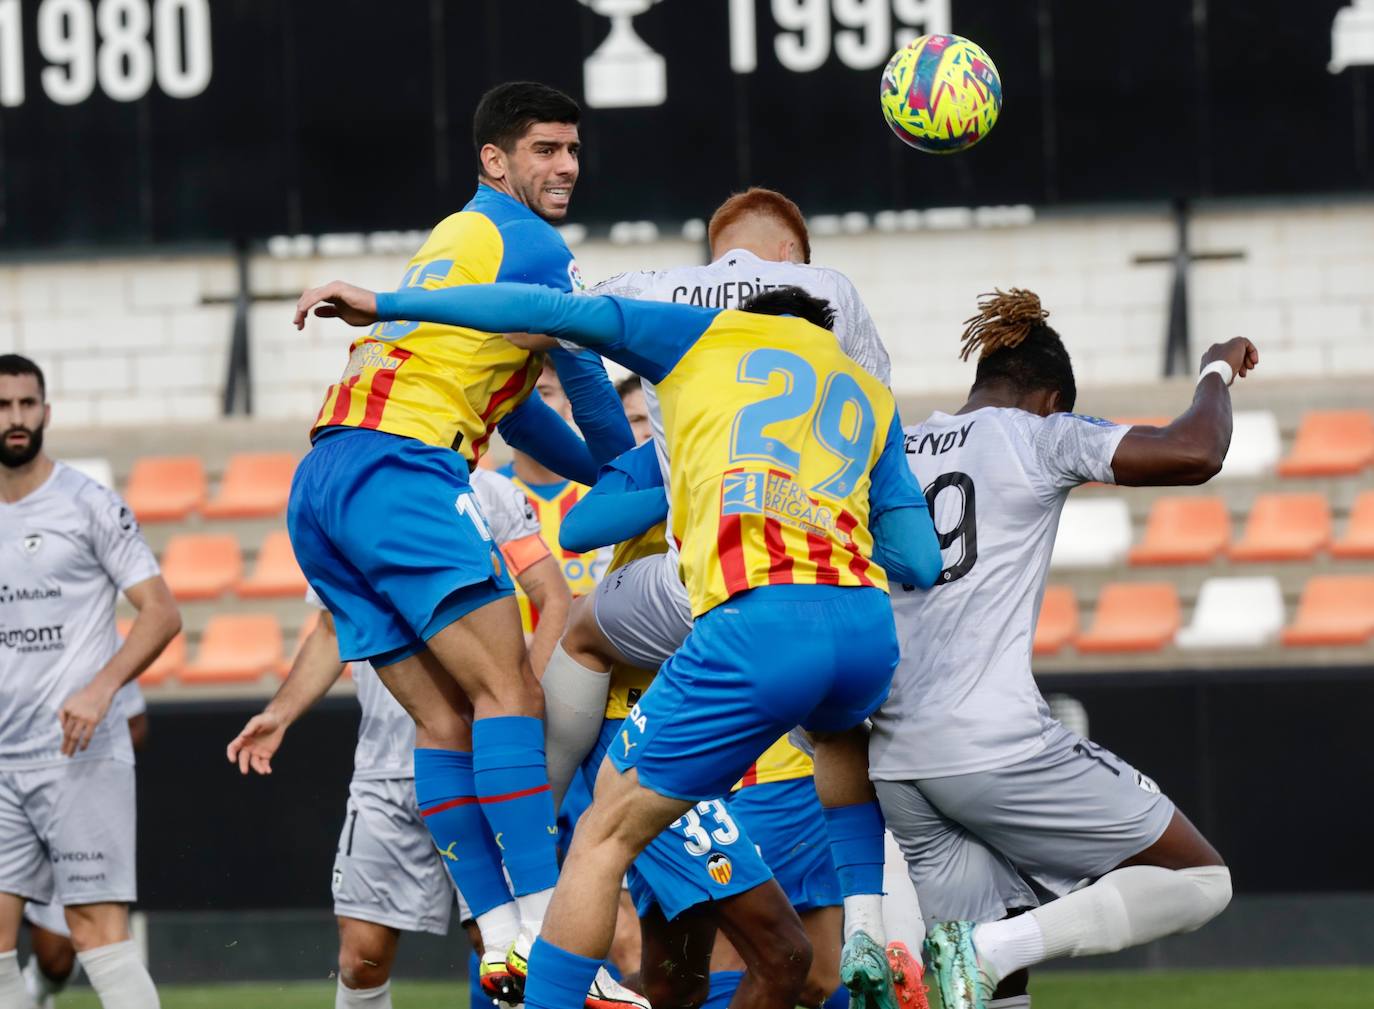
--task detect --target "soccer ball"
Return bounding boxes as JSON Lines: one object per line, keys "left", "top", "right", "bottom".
{"left": 879, "top": 34, "right": 1002, "bottom": 154}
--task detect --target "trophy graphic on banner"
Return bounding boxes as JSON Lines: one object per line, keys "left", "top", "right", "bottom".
{"left": 579, "top": 0, "right": 667, "bottom": 108}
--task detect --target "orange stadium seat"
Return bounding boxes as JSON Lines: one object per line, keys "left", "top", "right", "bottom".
{"left": 202, "top": 452, "right": 299, "bottom": 519}
{"left": 1277, "top": 410, "right": 1374, "bottom": 477}
{"left": 183, "top": 615, "right": 284, "bottom": 684}
{"left": 1332, "top": 491, "right": 1374, "bottom": 560}
{"left": 123, "top": 456, "right": 206, "bottom": 523}
{"left": 1033, "top": 586, "right": 1079, "bottom": 655}
{"left": 117, "top": 618, "right": 185, "bottom": 686}
{"left": 238, "top": 531, "right": 309, "bottom": 598}
{"left": 1229, "top": 493, "right": 1331, "bottom": 562}
{"left": 161, "top": 534, "right": 243, "bottom": 600}
{"left": 1128, "top": 496, "right": 1231, "bottom": 566}
{"left": 1280, "top": 576, "right": 1374, "bottom": 647}
{"left": 1075, "top": 583, "right": 1181, "bottom": 653}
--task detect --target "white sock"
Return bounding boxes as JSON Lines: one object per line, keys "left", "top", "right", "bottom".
{"left": 541, "top": 644, "right": 612, "bottom": 811}
{"left": 23, "top": 955, "right": 67, "bottom": 1000}
{"left": 843, "top": 894, "right": 887, "bottom": 945}
{"left": 986, "top": 996, "right": 1031, "bottom": 1008}
{"left": 516, "top": 887, "right": 556, "bottom": 936}
{"left": 972, "top": 913, "right": 1045, "bottom": 985}
{"left": 76, "top": 939, "right": 159, "bottom": 1009}
{"left": 976, "top": 865, "right": 1232, "bottom": 982}
{"left": 476, "top": 901, "right": 523, "bottom": 956}
{"left": 0, "top": 951, "right": 29, "bottom": 1008}
{"left": 881, "top": 830, "right": 925, "bottom": 949}
{"left": 336, "top": 978, "right": 392, "bottom": 1008}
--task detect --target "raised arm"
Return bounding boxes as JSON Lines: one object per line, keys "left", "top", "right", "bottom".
{"left": 1110, "top": 338, "right": 1259, "bottom": 486}
{"left": 868, "top": 414, "right": 942, "bottom": 589}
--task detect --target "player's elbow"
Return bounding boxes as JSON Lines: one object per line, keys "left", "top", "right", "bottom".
{"left": 1170, "top": 438, "right": 1225, "bottom": 485}
{"left": 874, "top": 508, "right": 943, "bottom": 589}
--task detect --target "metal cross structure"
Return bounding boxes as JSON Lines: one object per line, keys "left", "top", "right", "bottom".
{"left": 1133, "top": 200, "right": 1246, "bottom": 377}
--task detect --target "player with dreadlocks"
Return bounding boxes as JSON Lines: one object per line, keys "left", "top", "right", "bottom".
{"left": 869, "top": 290, "right": 1257, "bottom": 1009}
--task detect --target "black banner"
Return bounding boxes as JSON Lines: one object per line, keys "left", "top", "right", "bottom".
{"left": 0, "top": 0, "right": 1371, "bottom": 250}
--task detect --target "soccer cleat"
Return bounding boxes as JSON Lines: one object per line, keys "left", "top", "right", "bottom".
{"left": 506, "top": 930, "right": 649, "bottom": 1009}
{"left": 840, "top": 929, "right": 898, "bottom": 1009}
{"left": 479, "top": 945, "right": 522, "bottom": 1005}
{"left": 923, "top": 921, "right": 992, "bottom": 1009}
{"left": 885, "top": 940, "right": 930, "bottom": 1009}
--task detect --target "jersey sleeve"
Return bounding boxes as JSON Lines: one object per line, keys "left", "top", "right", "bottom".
{"left": 83, "top": 484, "right": 160, "bottom": 592}
{"left": 1031, "top": 413, "right": 1133, "bottom": 494}
{"left": 590, "top": 269, "right": 662, "bottom": 299}
{"left": 494, "top": 218, "right": 575, "bottom": 291}
{"left": 415, "top": 211, "right": 506, "bottom": 287}
{"left": 472, "top": 470, "right": 543, "bottom": 545}
{"left": 868, "top": 412, "right": 929, "bottom": 518}
{"left": 602, "top": 440, "right": 666, "bottom": 491}
{"left": 828, "top": 269, "right": 893, "bottom": 385}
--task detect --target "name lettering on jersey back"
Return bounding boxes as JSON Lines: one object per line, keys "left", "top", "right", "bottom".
{"left": 671, "top": 279, "right": 787, "bottom": 309}
{"left": 906, "top": 421, "right": 976, "bottom": 457}
{"left": 722, "top": 471, "right": 835, "bottom": 537}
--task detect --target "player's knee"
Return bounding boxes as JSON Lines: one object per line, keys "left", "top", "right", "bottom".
{"left": 749, "top": 922, "right": 812, "bottom": 999}
{"left": 642, "top": 965, "right": 710, "bottom": 1009}
{"left": 1180, "top": 865, "right": 1232, "bottom": 930}
{"left": 799, "top": 959, "right": 839, "bottom": 1007}
{"left": 33, "top": 937, "right": 77, "bottom": 982}
{"left": 561, "top": 598, "right": 612, "bottom": 668}
{"left": 338, "top": 944, "right": 393, "bottom": 990}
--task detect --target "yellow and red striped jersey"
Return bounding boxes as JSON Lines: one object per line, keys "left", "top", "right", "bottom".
{"left": 734, "top": 735, "right": 815, "bottom": 790}
{"left": 501, "top": 468, "right": 601, "bottom": 633}
{"left": 311, "top": 185, "right": 581, "bottom": 462}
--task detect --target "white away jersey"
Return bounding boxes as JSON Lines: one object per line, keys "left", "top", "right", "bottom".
{"left": 0, "top": 463, "right": 159, "bottom": 768}
{"left": 318, "top": 468, "right": 544, "bottom": 780}
{"left": 869, "top": 409, "right": 1130, "bottom": 780}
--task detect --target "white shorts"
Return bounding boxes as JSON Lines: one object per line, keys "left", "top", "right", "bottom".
{"left": 0, "top": 759, "right": 138, "bottom": 907}
{"left": 332, "top": 777, "right": 470, "bottom": 935}
{"left": 23, "top": 894, "right": 71, "bottom": 938}
{"left": 592, "top": 552, "right": 693, "bottom": 670}
{"left": 876, "top": 723, "right": 1175, "bottom": 928}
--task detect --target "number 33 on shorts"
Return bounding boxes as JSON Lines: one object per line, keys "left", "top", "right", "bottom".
{"left": 672, "top": 800, "right": 740, "bottom": 856}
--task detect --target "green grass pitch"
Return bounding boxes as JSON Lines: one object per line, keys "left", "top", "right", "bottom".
{"left": 52, "top": 967, "right": 1374, "bottom": 1008}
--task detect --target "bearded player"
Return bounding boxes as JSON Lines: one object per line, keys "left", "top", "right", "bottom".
{"left": 870, "top": 290, "right": 1250, "bottom": 1009}
{"left": 291, "top": 274, "right": 942, "bottom": 1009}
{"left": 287, "top": 81, "right": 634, "bottom": 1006}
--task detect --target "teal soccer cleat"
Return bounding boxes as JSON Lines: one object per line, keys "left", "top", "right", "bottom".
{"left": 841, "top": 929, "right": 898, "bottom": 1009}
{"left": 923, "top": 921, "right": 992, "bottom": 1009}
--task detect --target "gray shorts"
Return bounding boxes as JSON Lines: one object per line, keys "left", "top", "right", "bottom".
{"left": 23, "top": 893, "right": 71, "bottom": 938}
{"left": 332, "top": 777, "right": 470, "bottom": 935}
{"left": 0, "top": 759, "right": 138, "bottom": 907}
{"left": 593, "top": 552, "right": 693, "bottom": 670}
{"left": 875, "top": 724, "right": 1175, "bottom": 928}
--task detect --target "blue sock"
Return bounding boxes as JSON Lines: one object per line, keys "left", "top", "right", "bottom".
{"left": 823, "top": 801, "right": 886, "bottom": 897}
{"left": 473, "top": 716, "right": 560, "bottom": 896}
{"left": 524, "top": 937, "right": 602, "bottom": 1009}
{"left": 824, "top": 980, "right": 850, "bottom": 1009}
{"left": 468, "top": 950, "right": 490, "bottom": 1009}
{"left": 413, "top": 747, "right": 514, "bottom": 919}
{"left": 703, "top": 970, "right": 745, "bottom": 1009}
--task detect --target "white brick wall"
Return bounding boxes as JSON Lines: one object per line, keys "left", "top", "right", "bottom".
{"left": 3, "top": 200, "right": 1372, "bottom": 427}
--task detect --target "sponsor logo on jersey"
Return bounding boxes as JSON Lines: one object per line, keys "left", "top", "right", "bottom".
{"left": 0, "top": 624, "right": 64, "bottom": 652}
{"left": 23, "top": 533, "right": 42, "bottom": 554}
{"left": 628, "top": 703, "right": 647, "bottom": 734}
{"left": 568, "top": 259, "right": 587, "bottom": 292}
{"left": 620, "top": 730, "right": 637, "bottom": 758}
{"left": 707, "top": 852, "right": 733, "bottom": 885}
{"left": 342, "top": 341, "right": 406, "bottom": 381}
{"left": 1067, "top": 413, "right": 1114, "bottom": 428}
{"left": 0, "top": 585, "right": 61, "bottom": 604}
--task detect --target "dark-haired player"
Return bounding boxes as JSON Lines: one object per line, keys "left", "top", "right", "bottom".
{"left": 869, "top": 290, "right": 1254, "bottom": 1009}
{"left": 291, "top": 276, "right": 943, "bottom": 1009}
{"left": 287, "top": 81, "right": 634, "bottom": 1003}
{"left": 0, "top": 354, "right": 181, "bottom": 1009}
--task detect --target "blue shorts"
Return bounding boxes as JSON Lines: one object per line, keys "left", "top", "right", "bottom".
{"left": 576, "top": 720, "right": 772, "bottom": 921}
{"left": 609, "top": 585, "right": 898, "bottom": 802}
{"left": 728, "top": 777, "right": 841, "bottom": 914}
{"left": 287, "top": 427, "right": 513, "bottom": 663}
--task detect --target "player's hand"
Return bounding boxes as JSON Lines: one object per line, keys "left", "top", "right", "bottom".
{"left": 1200, "top": 337, "right": 1259, "bottom": 381}
{"left": 226, "top": 712, "right": 288, "bottom": 775}
{"left": 58, "top": 681, "right": 116, "bottom": 757}
{"left": 294, "top": 281, "right": 379, "bottom": 330}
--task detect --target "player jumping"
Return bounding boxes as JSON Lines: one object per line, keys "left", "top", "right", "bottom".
{"left": 287, "top": 82, "right": 634, "bottom": 1005}
{"left": 291, "top": 275, "right": 942, "bottom": 1009}
{"left": 871, "top": 290, "right": 1250, "bottom": 1009}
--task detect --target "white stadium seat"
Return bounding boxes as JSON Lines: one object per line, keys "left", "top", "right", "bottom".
{"left": 1050, "top": 498, "right": 1133, "bottom": 569}
{"left": 63, "top": 456, "right": 115, "bottom": 488}
{"left": 1176, "top": 576, "right": 1285, "bottom": 649}
{"left": 1216, "top": 410, "right": 1281, "bottom": 480}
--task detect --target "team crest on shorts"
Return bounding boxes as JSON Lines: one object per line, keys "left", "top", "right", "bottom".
{"left": 332, "top": 867, "right": 344, "bottom": 893}
{"left": 707, "top": 853, "right": 733, "bottom": 885}
{"left": 1135, "top": 771, "right": 1161, "bottom": 795}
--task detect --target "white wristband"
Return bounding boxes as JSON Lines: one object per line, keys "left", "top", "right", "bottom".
{"left": 1197, "top": 360, "right": 1234, "bottom": 387}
